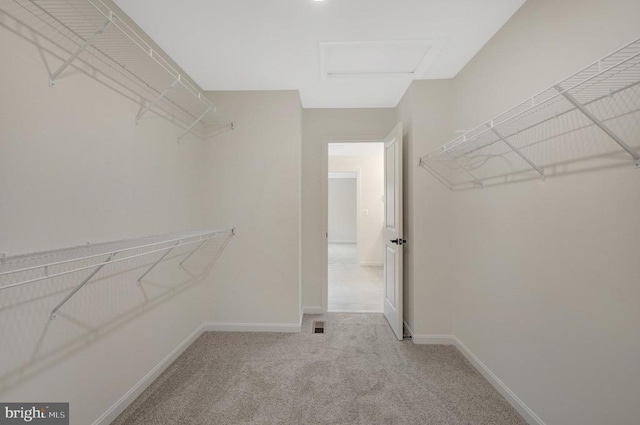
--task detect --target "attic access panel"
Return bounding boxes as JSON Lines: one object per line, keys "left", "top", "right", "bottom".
{"left": 320, "top": 40, "right": 446, "bottom": 79}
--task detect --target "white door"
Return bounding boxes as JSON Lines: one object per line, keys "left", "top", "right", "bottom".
{"left": 383, "top": 123, "right": 404, "bottom": 340}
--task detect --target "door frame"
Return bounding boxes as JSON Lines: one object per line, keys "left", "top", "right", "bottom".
{"left": 328, "top": 169, "right": 360, "bottom": 251}
{"left": 321, "top": 136, "right": 386, "bottom": 313}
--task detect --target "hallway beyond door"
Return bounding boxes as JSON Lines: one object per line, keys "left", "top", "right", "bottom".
{"left": 328, "top": 243, "right": 383, "bottom": 312}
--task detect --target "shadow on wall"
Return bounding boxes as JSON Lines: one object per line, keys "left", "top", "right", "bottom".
{"left": 0, "top": 233, "right": 233, "bottom": 395}
{"left": 420, "top": 64, "right": 640, "bottom": 191}
{"left": 0, "top": 3, "right": 234, "bottom": 141}
{"left": 424, "top": 145, "right": 640, "bottom": 192}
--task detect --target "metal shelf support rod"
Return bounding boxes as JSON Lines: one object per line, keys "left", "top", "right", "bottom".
{"left": 555, "top": 85, "right": 639, "bottom": 166}
{"left": 178, "top": 107, "right": 212, "bottom": 143}
{"left": 445, "top": 150, "right": 484, "bottom": 188}
{"left": 179, "top": 238, "right": 209, "bottom": 267}
{"left": 449, "top": 79, "right": 640, "bottom": 163}
{"left": 136, "top": 78, "right": 180, "bottom": 124}
{"left": 51, "top": 252, "right": 117, "bottom": 320}
{"left": 137, "top": 241, "right": 180, "bottom": 283}
{"left": 418, "top": 158, "right": 454, "bottom": 190}
{"left": 49, "top": 19, "right": 111, "bottom": 87}
{"left": 487, "top": 124, "right": 545, "bottom": 179}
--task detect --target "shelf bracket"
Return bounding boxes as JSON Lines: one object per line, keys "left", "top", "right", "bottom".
{"left": 49, "top": 20, "right": 111, "bottom": 87}
{"left": 177, "top": 107, "right": 212, "bottom": 143}
{"left": 178, "top": 238, "right": 209, "bottom": 268}
{"left": 555, "top": 85, "right": 640, "bottom": 166}
{"left": 136, "top": 78, "right": 180, "bottom": 124}
{"left": 51, "top": 252, "right": 117, "bottom": 320}
{"left": 137, "top": 241, "right": 180, "bottom": 283}
{"left": 487, "top": 124, "right": 545, "bottom": 179}
{"left": 445, "top": 150, "right": 484, "bottom": 188}
{"left": 418, "top": 158, "right": 455, "bottom": 191}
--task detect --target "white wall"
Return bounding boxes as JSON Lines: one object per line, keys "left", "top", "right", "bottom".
{"left": 0, "top": 10, "right": 213, "bottom": 425}
{"left": 447, "top": 1, "right": 640, "bottom": 424}
{"left": 395, "top": 80, "right": 455, "bottom": 337}
{"left": 302, "top": 109, "right": 396, "bottom": 310}
{"left": 328, "top": 178, "right": 357, "bottom": 243}
{"left": 202, "top": 91, "right": 302, "bottom": 326}
{"left": 329, "top": 148, "right": 385, "bottom": 265}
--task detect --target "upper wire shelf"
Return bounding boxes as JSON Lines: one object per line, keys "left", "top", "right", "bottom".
{"left": 0, "top": 228, "right": 235, "bottom": 319}
{"left": 419, "top": 37, "right": 640, "bottom": 190}
{"left": 2, "top": 0, "right": 233, "bottom": 141}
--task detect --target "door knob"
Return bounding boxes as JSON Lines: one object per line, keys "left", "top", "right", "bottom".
{"left": 390, "top": 238, "right": 407, "bottom": 245}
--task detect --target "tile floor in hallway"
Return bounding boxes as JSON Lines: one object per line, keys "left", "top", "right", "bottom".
{"left": 328, "top": 243, "right": 384, "bottom": 312}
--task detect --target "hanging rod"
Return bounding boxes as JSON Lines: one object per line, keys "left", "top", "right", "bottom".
{"left": 419, "top": 37, "right": 640, "bottom": 189}
{"left": 0, "top": 228, "right": 235, "bottom": 319}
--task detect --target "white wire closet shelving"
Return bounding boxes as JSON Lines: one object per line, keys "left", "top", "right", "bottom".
{"left": 419, "top": 37, "right": 640, "bottom": 190}
{"left": 1, "top": 0, "right": 233, "bottom": 142}
{"left": 0, "top": 228, "right": 234, "bottom": 320}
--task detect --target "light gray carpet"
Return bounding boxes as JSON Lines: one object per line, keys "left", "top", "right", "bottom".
{"left": 112, "top": 314, "right": 527, "bottom": 425}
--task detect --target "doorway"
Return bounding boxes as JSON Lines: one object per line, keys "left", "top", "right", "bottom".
{"left": 327, "top": 142, "right": 385, "bottom": 312}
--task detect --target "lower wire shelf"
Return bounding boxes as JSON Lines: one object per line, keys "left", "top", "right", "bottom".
{"left": 0, "top": 228, "right": 235, "bottom": 319}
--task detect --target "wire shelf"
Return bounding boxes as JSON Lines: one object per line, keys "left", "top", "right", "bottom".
{"left": 0, "top": 228, "right": 235, "bottom": 319}
{"left": 419, "top": 37, "right": 640, "bottom": 190}
{"left": 1, "top": 0, "right": 233, "bottom": 141}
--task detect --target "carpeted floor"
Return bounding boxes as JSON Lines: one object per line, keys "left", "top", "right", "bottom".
{"left": 112, "top": 314, "right": 527, "bottom": 425}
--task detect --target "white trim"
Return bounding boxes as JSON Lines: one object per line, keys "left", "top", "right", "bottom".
{"left": 328, "top": 309, "right": 383, "bottom": 314}
{"left": 203, "top": 322, "right": 301, "bottom": 333}
{"left": 452, "top": 337, "right": 546, "bottom": 425}
{"left": 404, "top": 322, "right": 455, "bottom": 345}
{"left": 406, "top": 331, "right": 545, "bottom": 424}
{"left": 303, "top": 306, "right": 324, "bottom": 315}
{"left": 92, "top": 323, "right": 207, "bottom": 425}
{"left": 358, "top": 262, "right": 383, "bottom": 267}
{"left": 403, "top": 320, "right": 413, "bottom": 337}
{"left": 93, "top": 319, "right": 543, "bottom": 425}
{"left": 93, "top": 320, "right": 301, "bottom": 424}
{"left": 322, "top": 136, "right": 387, "bottom": 313}
{"left": 411, "top": 334, "right": 456, "bottom": 345}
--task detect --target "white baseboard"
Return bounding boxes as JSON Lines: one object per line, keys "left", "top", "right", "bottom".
{"left": 358, "top": 262, "right": 383, "bottom": 267}
{"left": 203, "top": 322, "right": 301, "bottom": 333}
{"left": 403, "top": 321, "right": 455, "bottom": 345}
{"left": 452, "top": 337, "right": 546, "bottom": 425}
{"left": 303, "top": 306, "right": 323, "bottom": 315}
{"left": 93, "top": 320, "right": 300, "bottom": 424}
{"left": 92, "top": 323, "right": 206, "bottom": 425}
{"left": 406, "top": 331, "right": 544, "bottom": 424}
{"left": 412, "top": 334, "right": 456, "bottom": 345}
{"left": 403, "top": 320, "right": 413, "bottom": 337}
{"left": 94, "top": 320, "right": 542, "bottom": 425}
